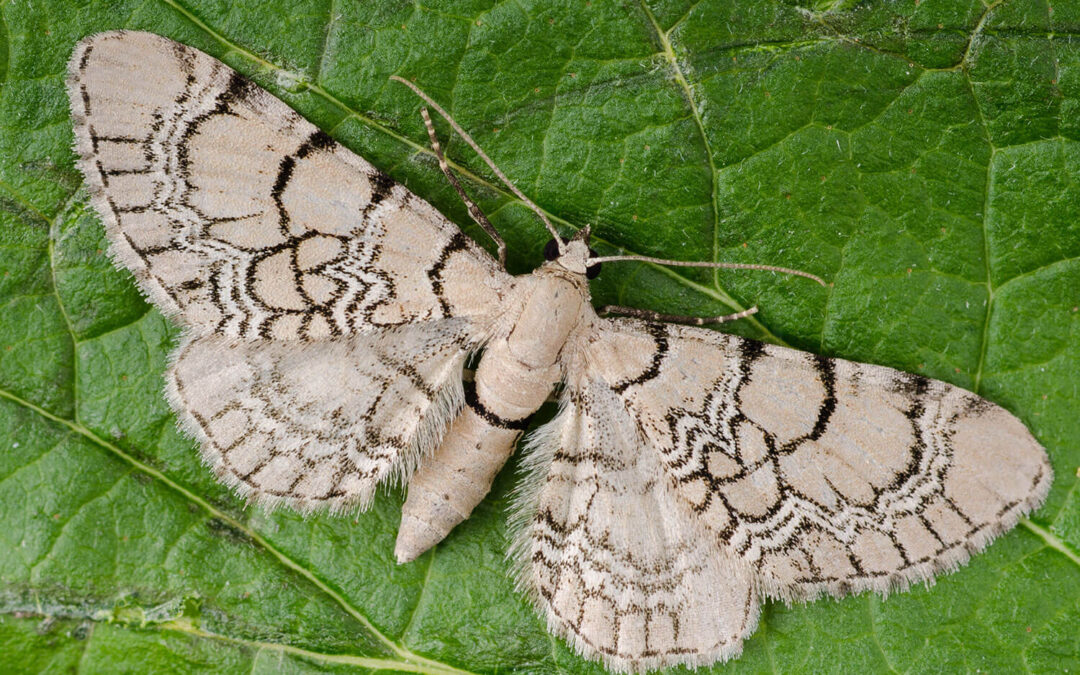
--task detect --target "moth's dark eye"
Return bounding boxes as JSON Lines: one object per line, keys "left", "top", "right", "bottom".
{"left": 543, "top": 238, "right": 561, "bottom": 261}
{"left": 586, "top": 248, "right": 602, "bottom": 279}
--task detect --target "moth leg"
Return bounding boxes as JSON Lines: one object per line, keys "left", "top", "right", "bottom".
{"left": 420, "top": 107, "right": 507, "bottom": 269}
{"left": 598, "top": 304, "right": 759, "bottom": 325}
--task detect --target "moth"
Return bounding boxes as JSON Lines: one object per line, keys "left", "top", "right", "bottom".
{"left": 68, "top": 31, "right": 1053, "bottom": 673}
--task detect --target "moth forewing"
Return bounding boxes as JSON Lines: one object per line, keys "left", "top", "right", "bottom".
{"left": 68, "top": 30, "right": 1053, "bottom": 675}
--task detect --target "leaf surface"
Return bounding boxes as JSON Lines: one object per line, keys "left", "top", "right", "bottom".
{"left": 0, "top": 0, "right": 1078, "bottom": 672}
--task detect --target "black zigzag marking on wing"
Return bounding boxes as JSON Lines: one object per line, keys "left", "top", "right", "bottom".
{"left": 610, "top": 322, "right": 669, "bottom": 394}
{"left": 426, "top": 232, "right": 472, "bottom": 318}
{"left": 773, "top": 352, "right": 835, "bottom": 455}
{"left": 369, "top": 169, "right": 396, "bottom": 205}
{"left": 83, "top": 39, "right": 488, "bottom": 341}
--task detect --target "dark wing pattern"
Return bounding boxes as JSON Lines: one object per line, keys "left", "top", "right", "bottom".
{"left": 68, "top": 31, "right": 508, "bottom": 510}
{"left": 68, "top": 30, "right": 506, "bottom": 341}
{"left": 512, "top": 318, "right": 1051, "bottom": 671}
{"left": 509, "top": 373, "right": 759, "bottom": 673}
{"left": 584, "top": 320, "right": 1050, "bottom": 599}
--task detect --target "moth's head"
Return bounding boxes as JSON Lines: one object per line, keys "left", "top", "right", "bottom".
{"left": 543, "top": 225, "right": 601, "bottom": 279}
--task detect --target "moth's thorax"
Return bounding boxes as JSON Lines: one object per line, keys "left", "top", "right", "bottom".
{"left": 500, "top": 266, "right": 593, "bottom": 369}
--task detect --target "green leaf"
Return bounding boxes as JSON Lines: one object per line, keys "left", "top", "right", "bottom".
{"left": 1, "top": 0, "right": 1078, "bottom": 672}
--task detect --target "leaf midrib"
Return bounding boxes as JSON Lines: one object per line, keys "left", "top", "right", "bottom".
{"left": 637, "top": 0, "right": 725, "bottom": 290}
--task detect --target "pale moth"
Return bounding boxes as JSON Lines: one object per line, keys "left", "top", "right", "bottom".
{"left": 68, "top": 31, "right": 1053, "bottom": 673}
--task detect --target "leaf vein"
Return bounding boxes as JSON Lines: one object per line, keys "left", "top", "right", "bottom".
{"left": 0, "top": 386, "right": 473, "bottom": 675}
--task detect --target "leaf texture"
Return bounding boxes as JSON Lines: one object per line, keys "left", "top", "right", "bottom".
{"left": 0, "top": 0, "right": 1078, "bottom": 672}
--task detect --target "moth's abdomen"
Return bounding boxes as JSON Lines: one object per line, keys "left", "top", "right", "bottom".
{"left": 395, "top": 274, "right": 588, "bottom": 562}
{"left": 395, "top": 407, "right": 521, "bottom": 563}
{"left": 395, "top": 340, "right": 559, "bottom": 563}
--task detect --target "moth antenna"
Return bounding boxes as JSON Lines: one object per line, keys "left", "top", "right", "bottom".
{"left": 390, "top": 75, "right": 565, "bottom": 253}
{"left": 587, "top": 255, "right": 827, "bottom": 286}
{"left": 420, "top": 107, "right": 508, "bottom": 269}
{"left": 598, "top": 305, "right": 759, "bottom": 325}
